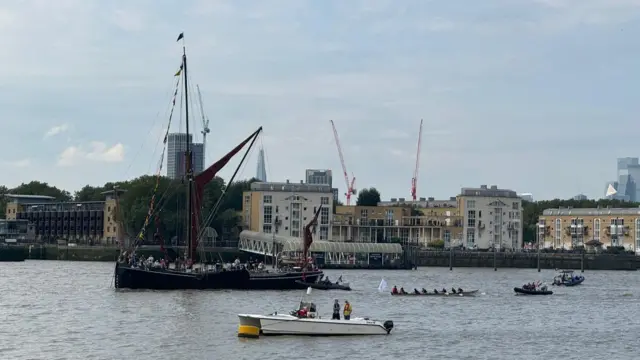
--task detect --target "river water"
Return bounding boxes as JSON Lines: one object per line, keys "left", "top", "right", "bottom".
{"left": 0, "top": 261, "right": 637, "bottom": 360}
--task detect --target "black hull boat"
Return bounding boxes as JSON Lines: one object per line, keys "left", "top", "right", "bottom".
{"left": 115, "top": 263, "right": 323, "bottom": 290}
{"left": 391, "top": 290, "right": 478, "bottom": 297}
{"left": 114, "top": 262, "right": 251, "bottom": 290}
{"left": 513, "top": 287, "right": 553, "bottom": 295}
{"left": 248, "top": 271, "right": 323, "bottom": 290}
{"left": 295, "top": 280, "right": 351, "bottom": 291}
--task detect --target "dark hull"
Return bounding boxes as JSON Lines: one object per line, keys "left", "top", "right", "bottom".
{"left": 247, "top": 271, "right": 323, "bottom": 290}
{"left": 391, "top": 290, "right": 478, "bottom": 297}
{"left": 295, "top": 280, "right": 351, "bottom": 291}
{"left": 114, "top": 262, "right": 251, "bottom": 290}
{"left": 554, "top": 277, "right": 584, "bottom": 286}
{"left": 514, "top": 287, "right": 553, "bottom": 295}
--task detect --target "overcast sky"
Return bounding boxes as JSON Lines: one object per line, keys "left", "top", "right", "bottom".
{"left": 1, "top": 0, "right": 639, "bottom": 201}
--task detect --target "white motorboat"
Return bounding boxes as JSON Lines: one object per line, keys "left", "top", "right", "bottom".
{"left": 237, "top": 300, "right": 393, "bottom": 337}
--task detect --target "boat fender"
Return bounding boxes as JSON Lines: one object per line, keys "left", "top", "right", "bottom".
{"left": 237, "top": 325, "right": 260, "bottom": 339}
{"left": 383, "top": 320, "right": 394, "bottom": 334}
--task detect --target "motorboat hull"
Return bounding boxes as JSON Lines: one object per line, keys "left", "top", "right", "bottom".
{"left": 295, "top": 280, "right": 351, "bottom": 291}
{"left": 553, "top": 277, "right": 585, "bottom": 286}
{"left": 391, "top": 290, "right": 478, "bottom": 297}
{"left": 238, "top": 314, "right": 393, "bottom": 336}
{"left": 514, "top": 287, "right": 553, "bottom": 295}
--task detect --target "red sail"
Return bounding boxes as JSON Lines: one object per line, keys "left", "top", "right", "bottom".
{"left": 192, "top": 127, "right": 262, "bottom": 254}
{"left": 301, "top": 205, "right": 323, "bottom": 261}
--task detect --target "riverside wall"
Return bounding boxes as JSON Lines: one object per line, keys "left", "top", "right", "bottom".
{"left": 417, "top": 250, "right": 640, "bottom": 271}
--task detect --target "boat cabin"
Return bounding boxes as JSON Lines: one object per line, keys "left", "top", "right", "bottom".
{"left": 297, "top": 301, "right": 317, "bottom": 318}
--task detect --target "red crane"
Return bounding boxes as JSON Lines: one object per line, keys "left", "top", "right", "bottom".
{"left": 330, "top": 120, "right": 357, "bottom": 205}
{"left": 411, "top": 119, "right": 424, "bottom": 201}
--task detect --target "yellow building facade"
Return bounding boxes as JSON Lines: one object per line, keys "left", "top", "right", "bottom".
{"left": 538, "top": 207, "right": 640, "bottom": 252}
{"left": 331, "top": 204, "right": 463, "bottom": 246}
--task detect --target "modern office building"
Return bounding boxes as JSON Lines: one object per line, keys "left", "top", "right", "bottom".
{"left": 4, "top": 190, "right": 125, "bottom": 244}
{"left": 458, "top": 185, "right": 523, "bottom": 250}
{"left": 604, "top": 157, "right": 640, "bottom": 202}
{"left": 304, "top": 169, "right": 339, "bottom": 202}
{"left": 538, "top": 207, "right": 640, "bottom": 253}
{"left": 256, "top": 147, "right": 267, "bottom": 182}
{"left": 331, "top": 204, "right": 463, "bottom": 247}
{"left": 242, "top": 180, "right": 334, "bottom": 240}
{"left": 167, "top": 133, "right": 204, "bottom": 179}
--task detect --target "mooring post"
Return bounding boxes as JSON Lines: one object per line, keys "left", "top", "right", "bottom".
{"left": 493, "top": 247, "right": 497, "bottom": 271}
{"left": 449, "top": 244, "right": 453, "bottom": 271}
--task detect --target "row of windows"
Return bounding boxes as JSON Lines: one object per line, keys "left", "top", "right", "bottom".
{"left": 263, "top": 195, "right": 330, "bottom": 205}
{"left": 466, "top": 200, "right": 520, "bottom": 210}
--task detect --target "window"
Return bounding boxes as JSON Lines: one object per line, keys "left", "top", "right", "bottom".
{"left": 360, "top": 209, "right": 368, "bottom": 225}
{"left": 263, "top": 195, "right": 272, "bottom": 204}
{"left": 263, "top": 205, "right": 273, "bottom": 225}
{"left": 467, "top": 210, "right": 476, "bottom": 227}
{"left": 320, "top": 207, "right": 329, "bottom": 225}
{"left": 512, "top": 202, "right": 519, "bottom": 210}
{"left": 262, "top": 224, "right": 272, "bottom": 233}
{"left": 466, "top": 200, "right": 475, "bottom": 209}
{"left": 555, "top": 219, "right": 561, "bottom": 247}
{"left": 321, "top": 197, "right": 329, "bottom": 205}
{"left": 319, "top": 226, "right": 328, "bottom": 240}
{"left": 466, "top": 229, "right": 475, "bottom": 245}
{"left": 443, "top": 230, "right": 451, "bottom": 245}
{"left": 385, "top": 210, "right": 394, "bottom": 226}
{"left": 636, "top": 218, "right": 640, "bottom": 253}
{"left": 594, "top": 219, "right": 600, "bottom": 241}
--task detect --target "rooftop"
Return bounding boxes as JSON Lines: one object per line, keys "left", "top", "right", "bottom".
{"left": 250, "top": 181, "right": 333, "bottom": 193}
{"left": 240, "top": 231, "right": 403, "bottom": 254}
{"left": 379, "top": 197, "right": 457, "bottom": 208}
{"left": 460, "top": 185, "right": 519, "bottom": 199}
{"left": 542, "top": 207, "right": 640, "bottom": 216}
{"left": 4, "top": 194, "right": 56, "bottom": 200}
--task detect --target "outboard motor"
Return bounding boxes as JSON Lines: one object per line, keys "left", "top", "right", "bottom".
{"left": 383, "top": 320, "right": 394, "bottom": 334}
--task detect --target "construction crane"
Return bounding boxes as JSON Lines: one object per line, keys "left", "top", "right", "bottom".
{"left": 330, "top": 120, "right": 357, "bottom": 205}
{"left": 411, "top": 119, "right": 424, "bottom": 201}
{"left": 196, "top": 85, "right": 210, "bottom": 163}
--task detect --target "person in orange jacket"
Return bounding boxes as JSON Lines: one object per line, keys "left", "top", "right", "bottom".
{"left": 343, "top": 300, "right": 352, "bottom": 320}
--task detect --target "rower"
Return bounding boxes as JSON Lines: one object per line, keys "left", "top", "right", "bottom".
{"left": 421, "top": 288, "right": 428, "bottom": 294}
{"left": 451, "top": 287, "right": 457, "bottom": 294}
{"left": 392, "top": 286, "right": 399, "bottom": 294}
{"left": 441, "top": 288, "right": 447, "bottom": 293}
{"left": 458, "top": 287, "right": 463, "bottom": 293}
{"left": 433, "top": 289, "right": 438, "bottom": 294}
{"left": 414, "top": 288, "right": 420, "bottom": 294}
{"left": 400, "top": 287, "right": 407, "bottom": 294}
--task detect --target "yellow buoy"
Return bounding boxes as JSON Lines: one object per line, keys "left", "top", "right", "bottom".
{"left": 237, "top": 325, "right": 260, "bottom": 338}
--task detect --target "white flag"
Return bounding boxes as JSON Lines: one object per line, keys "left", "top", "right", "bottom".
{"left": 378, "top": 278, "right": 388, "bottom": 292}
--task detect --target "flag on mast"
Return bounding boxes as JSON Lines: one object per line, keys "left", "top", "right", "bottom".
{"left": 176, "top": 32, "right": 184, "bottom": 42}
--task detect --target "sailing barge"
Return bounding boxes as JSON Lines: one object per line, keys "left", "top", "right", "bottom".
{"left": 114, "top": 33, "right": 321, "bottom": 290}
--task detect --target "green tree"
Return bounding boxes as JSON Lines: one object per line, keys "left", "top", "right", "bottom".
{"left": 356, "top": 187, "right": 381, "bottom": 206}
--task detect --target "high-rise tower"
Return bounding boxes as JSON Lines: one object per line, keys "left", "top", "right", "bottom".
{"left": 256, "top": 147, "right": 267, "bottom": 182}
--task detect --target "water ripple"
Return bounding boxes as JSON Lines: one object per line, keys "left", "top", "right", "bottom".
{"left": 0, "top": 261, "right": 638, "bottom": 359}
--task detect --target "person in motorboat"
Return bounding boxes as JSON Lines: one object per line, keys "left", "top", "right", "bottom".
{"left": 400, "top": 287, "right": 407, "bottom": 294}
{"left": 297, "top": 306, "right": 308, "bottom": 318}
{"left": 332, "top": 299, "right": 340, "bottom": 320}
{"left": 421, "top": 288, "right": 428, "bottom": 294}
{"left": 451, "top": 287, "right": 457, "bottom": 294}
{"left": 392, "top": 286, "right": 399, "bottom": 294}
{"left": 414, "top": 288, "right": 420, "bottom": 294}
{"left": 457, "top": 287, "right": 463, "bottom": 293}
{"left": 343, "top": 300, "right": 352, "bottom": 320}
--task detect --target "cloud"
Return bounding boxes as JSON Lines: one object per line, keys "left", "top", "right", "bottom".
{"left": 44, "top": 124, "right": 70, "bottom": 138}
{"left": 3, "top": 159, "right": 31, "bottom": 168}
{"left": 57, "top": 142, "right": 125, "bottom": 167}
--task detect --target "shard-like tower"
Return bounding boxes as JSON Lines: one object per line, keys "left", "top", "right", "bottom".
{"left": 256, "top": 147, "right": 267, "bottom": 182}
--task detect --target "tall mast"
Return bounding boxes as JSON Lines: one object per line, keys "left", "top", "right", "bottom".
{"left": 180, "top": 35, "right": 194, "bottom": 261}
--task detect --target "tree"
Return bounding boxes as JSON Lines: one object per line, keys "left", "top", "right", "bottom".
{"left": 356, "top": 187, "right": 381, "bottom": 206}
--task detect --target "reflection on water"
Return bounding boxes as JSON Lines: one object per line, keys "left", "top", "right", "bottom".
{"left": 0, "top": 261, "right": 638, "bottom": 360}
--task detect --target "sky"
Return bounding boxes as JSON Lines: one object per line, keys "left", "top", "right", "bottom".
{"left": 1, "top": 0, "right": 639, "bottom": 202}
